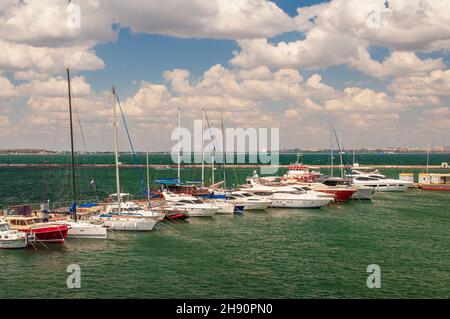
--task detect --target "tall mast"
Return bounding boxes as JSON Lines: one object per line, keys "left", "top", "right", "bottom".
{"left": 426, "top": 145, "right": 429, "bottom": 175}
{"left": 201, "top": 108, "right": 205, "bottom": 188}
{"left": 146, "top": 148, "right": 150, "bottom": 203}
{"left": 177, "top": 107, "right": 181, "bottom": 181}
{"left": 112, "top": 86, "right": 121, "bottom": 212}
{"left": 211, "top": 148, "right": 215, "bottom": 186}
{"left": 66, "top": 68, "right": 77, "bottom": 222}
{"left": 339, "top": 133, "right": 344, "bottom": 178}
{"left": 221, "top": 110, "right": 226, "bottom": 189}
{"left": 330, "top": 123, "right": 334, "bottom": 178}
{"left": 330, "top": 140, "right": 334, "bottom": 178}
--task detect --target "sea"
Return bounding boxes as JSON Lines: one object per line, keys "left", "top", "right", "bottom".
{"left": 0, "top": 153, "right": 449, "bottom": 298}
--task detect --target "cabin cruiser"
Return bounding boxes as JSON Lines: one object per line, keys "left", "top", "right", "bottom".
{"left": 162, "top": 192, "right": 219, "bottom": 217}
{"left": 0, "top": 218, "right": 29, "bottom": 249}
{"left": 94, "top": 215, "right": 157, "bottom": 231}
{"left": 6, "top": 215, "right": 68, "bottom": 244}
{"left": 319, "top": 177, "right": 375, "bottom": 200}
{"left": 241, "top": 178, "right": 334, "bottom": 208}
{"left": 56, "top": 220, "right": 108, "bottom": 239}
{"left": 347, "top": 171, "right": 413, "bottom": 192}
{"left": 224, "top": 191, "right": 271, "bottom": 210}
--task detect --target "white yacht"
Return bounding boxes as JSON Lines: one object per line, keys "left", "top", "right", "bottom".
{"left": 224, "top": 191, "right": 271, "bottom": 210}
{"left": 95, "top": 215, "right": 157, "bottom": 231}
{"left": 55, "top": 219, "right": 108, "bottom": 239}
{"left": 162, "top": 192, "right": 219, "bottom": 217}
{"left": 0, "top": 218, "right": 29, "bottom": 249}
{"left": 319, "top": 177, "right": 375, "bottom": 200}
{"left": 241, "top": 179, "right": 334, "bottom": 208}
{"left": 348, "top": 170, "right": 413, "bottom": 192}
{"left": 105, "top": 193, "right": 165, "bottom": 220}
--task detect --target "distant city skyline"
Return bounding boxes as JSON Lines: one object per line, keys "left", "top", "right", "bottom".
{"left": 0, "top": 0, "right": 449, "bottom": 152}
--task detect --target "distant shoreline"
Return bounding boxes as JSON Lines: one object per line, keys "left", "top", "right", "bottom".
{"left": 0, "top": 163, "right": 446, "bottom": 169}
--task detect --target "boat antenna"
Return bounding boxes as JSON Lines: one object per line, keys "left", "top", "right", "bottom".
{"left": 66, "top": 68, "right": 77, "bottom": 222}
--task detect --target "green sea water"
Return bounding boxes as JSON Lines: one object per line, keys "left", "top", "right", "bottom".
{"left": 0, "top": 154, "right": 449, "bottom": 298}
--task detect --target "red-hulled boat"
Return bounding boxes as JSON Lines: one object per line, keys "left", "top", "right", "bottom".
{"left": 6, "top": 216, "right": 68, "bottom": 244}
{"left": 308, "top": 187, "right": 356, "bottom": 202}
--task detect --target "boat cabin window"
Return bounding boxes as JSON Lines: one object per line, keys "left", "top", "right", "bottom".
{"left": 355, "top": 177, "right": 377, "bottom": 181}
{"left": 0, "top": 224, "right": 8, "bottom": 231}
{"left": 178, "top": 200, "right": 195, "bottom": 204}
{"left": 253, "top": 192, "right": 272, "bottom": 196}
{"left": 241, "top": 192, "right": 253, "bottom": 197}
{"left": 369, "top": 175, "right": 385, "bottom": 179}
{"left": 291, "top": 187, "right": 307, "bottom": 192}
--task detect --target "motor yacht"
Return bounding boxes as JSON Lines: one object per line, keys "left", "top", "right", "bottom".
{"left": 162, "top": 192, "right": 219, "bottom": 217}
{"left": 347, "top": 171, "right": 413, "bottom": 192}
{"left": 0, "top": 218, "right": 29, "bottom": 249}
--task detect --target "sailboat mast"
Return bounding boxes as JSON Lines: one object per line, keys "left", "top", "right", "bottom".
{"left": 146, "top": 148, "right": 150, "bottom": 203}
{"left": 426, "top": 145, "right": 429, "bottom": 175}
{"left": 112, "top": 87, "right": 121, "bottom": 211}
{"left": 330, "top": 144, "right": 334, "bottom": 178}
{"left": 66, "top": 68, "right": 77, "bottom": 222}
{"left": 211, "top": 149, "right": 215, "bottom": 186}
{"left": 221, "top": 110, "right": 226, "bottom": 189}
{"left": 339, "top": 133, "right": 344, "bottom": 178}
{"left": 201, "top": 108, "right": 205, "bottom": 188}
{"left": 177, "top": 107, "right": 181, "bottom": 181}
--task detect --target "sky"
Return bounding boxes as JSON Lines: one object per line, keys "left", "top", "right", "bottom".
{"left": 0, "top": 0, "right": 449, "bottom": 152}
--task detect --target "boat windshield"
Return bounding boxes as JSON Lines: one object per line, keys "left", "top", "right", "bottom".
{"left": 291, "top": 187, "right": 307, "bottom": 192}
{"left": 241, "top": 193, "right": 253, "bottom": 197}
{"left": 0, "top": 224, "right": 9, "bottom": 231}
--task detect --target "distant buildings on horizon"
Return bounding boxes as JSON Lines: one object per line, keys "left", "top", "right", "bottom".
{"left": 1, "top": 146, "right": 450, "bottom": 155}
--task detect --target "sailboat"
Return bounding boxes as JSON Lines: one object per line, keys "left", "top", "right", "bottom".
{"left": 201, "top": 110, "right": 243, "bottom": 214}
{"left": 58, "top": 69, "right": 107, "bottom": 239}
{"left": 95, "top": 87, "right": 157, "bottom": 231}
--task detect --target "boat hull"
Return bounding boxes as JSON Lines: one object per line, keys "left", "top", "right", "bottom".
{"left": 30, "top": 225, "right": 68, "bottom": 243}
{"left": 315, "top": 189, "right": 355, "bottom": 202}
{"left": 420, "top": 184, "right": 450, "bottom": 191}
{"left": 233, "top": 200, "right": 270, "bottom": 210}
{"left": 0, "top": 238, "right": 28, "bottom": 249}
{"left": 66, "top": 222, "right": 107, "bottom": 239}
{"left": 163, "top": 212, "right": 190, "bottom": 221}
{"left": 269, "top": 198, "right": 332, "bottom": 208}
{"left": 353, "top": 182, "right": 412, "bottom": 192}
{"left": 102, "top": 218, "right": 156, "bottom": 231}
{"left": 187, "top": 208, "right": 217, "bottom": 217}
{"left": 215, "top": 202, "right": 236, "bottom": 214}
{"left": 352, "top": 187, "right": 375, "bottom": 200}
